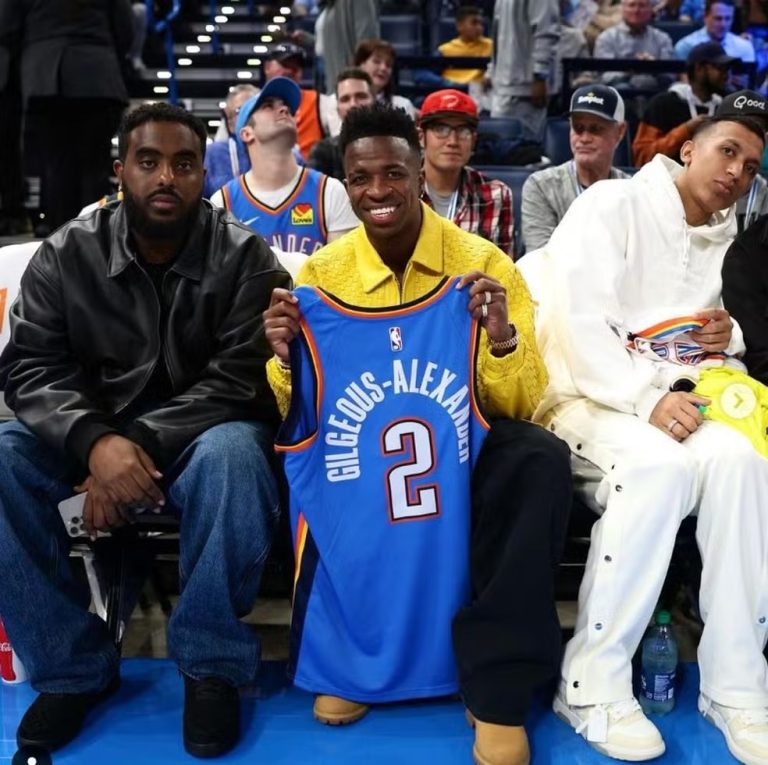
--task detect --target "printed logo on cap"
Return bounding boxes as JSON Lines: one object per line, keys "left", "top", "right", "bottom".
{"left": 734, "top": 95, "right": 766, "bottom": 111}
{"left": 578, "top": 92, "right": 605, "bottom": 106}
{"left": 440, "top": 94, "right": 462, "bottom": 109}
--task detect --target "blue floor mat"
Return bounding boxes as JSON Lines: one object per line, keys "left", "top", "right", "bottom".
{"left": 0, "top": 660, "right": 738, "bottom": 764}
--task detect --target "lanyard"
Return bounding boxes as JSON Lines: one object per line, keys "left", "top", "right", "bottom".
{"left": 228, "top": 137, "right": 241, "bottom": 178}
{"left": 569, "top": 160, "right": 585, "bottom": 198}
{"left": 447, "top": 189, "right": 459, "bottom": 221}
{"left": 745, "top": 177, "right": 759, "bottom": 229}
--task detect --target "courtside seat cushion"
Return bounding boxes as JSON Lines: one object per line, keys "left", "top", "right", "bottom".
{"left": 0, "top": 241, "right": 40, "bottom": 418}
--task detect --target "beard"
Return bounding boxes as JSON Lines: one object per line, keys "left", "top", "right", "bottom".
{"left": 121, "top": 182, "right": 201, "bottom": 242}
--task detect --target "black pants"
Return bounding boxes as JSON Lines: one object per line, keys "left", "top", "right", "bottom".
{"left": 453, "top": 418, "right": 572, "bottom": 726}
{"left": 0, "top": 83, "right": 24, "bottom": 219}
{"left": 24, "top": 96, "right": 124, "bottom": 230}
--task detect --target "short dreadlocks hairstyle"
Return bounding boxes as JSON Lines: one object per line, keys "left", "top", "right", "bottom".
{"left": 117, "top": 102, "right": 208, "bottom": 161}
{"left": 339, "top": 102, "right": 421, "bottom": 160}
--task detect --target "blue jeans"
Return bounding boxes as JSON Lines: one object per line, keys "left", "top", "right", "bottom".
{"left": 0, "top": 419, "right": 280, "bottom": 693}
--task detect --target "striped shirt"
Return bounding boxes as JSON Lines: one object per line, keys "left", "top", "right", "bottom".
{"left": 422, "top": 166, "right": 514, "bottom": 256}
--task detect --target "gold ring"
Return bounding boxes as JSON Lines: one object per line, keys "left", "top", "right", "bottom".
{"left": 667, "top": 418, "right": 679, "bottom": 432}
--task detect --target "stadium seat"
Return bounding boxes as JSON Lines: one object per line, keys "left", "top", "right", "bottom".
{"left": 438, "top": 18, "right": 456, "bottom": 45}
{"left": 474, "top": 165, "right": 533, "bottom": 259}
{"left": 477, "top": 116, "right": 525, "bottom": 142}
{"left": 544, "top": 117, "right": 633, "bottom": 167}
{"left": 652, "top": 21, "right": 699, "bottom": 44}
{"left": 381, "top": 15, "right": 422, "bottom": 56}
{"left": 0, "top": 241, "right": 39, "bottom": 419}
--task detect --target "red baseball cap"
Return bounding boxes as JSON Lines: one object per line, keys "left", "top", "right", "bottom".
{"left": 420, "top": 89, "right": 478, "bottom": 126}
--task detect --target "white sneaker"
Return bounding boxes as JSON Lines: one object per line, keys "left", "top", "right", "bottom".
{"left": 553, "top": 688, "right": 665, "bottom": 761}
{"left": 699, "top": 694, "right": 768, "bottom": 765}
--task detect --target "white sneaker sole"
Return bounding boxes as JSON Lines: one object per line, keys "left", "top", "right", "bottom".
{"left": 552, "top": 694, "right": 666, "bottom": 762}
{"left": 698, "top": 696, "right": 768, "bottom": 765}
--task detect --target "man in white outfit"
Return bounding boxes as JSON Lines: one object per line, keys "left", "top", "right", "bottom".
{"left": 537, "top": 115, "right": 768, "bottom": 765}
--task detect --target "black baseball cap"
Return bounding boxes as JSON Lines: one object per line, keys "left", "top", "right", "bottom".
{"left": 687, "top": 42, "right": 738, "bottom": 67}
{"left": 569, "top": 84, "right": 625, "bottom": 123}
{"left": 265, "top": 43, "right": 305, "bottom": 64}
{"left": 717, "top": 90, "right": 768, "bottom": 120}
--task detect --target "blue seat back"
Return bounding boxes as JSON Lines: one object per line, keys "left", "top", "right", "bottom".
{"left": 381, "top": 15, "right": 422, "bottom": 55}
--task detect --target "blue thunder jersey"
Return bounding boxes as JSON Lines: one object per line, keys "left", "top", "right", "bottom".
{"left": 276, "top": 277, "right": 490, "bottom": 703}
{"left": 220, "top": 166, "right": 328, "bottom": 255}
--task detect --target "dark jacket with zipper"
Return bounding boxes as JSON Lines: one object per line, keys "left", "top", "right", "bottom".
{"left": 0, "top": 200, "right": 291, "bottom": 470}
{"left": 722, "top": 214, "right": 768, "bottom": 388}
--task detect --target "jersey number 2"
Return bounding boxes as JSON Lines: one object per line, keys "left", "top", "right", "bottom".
{"left": 382, "top": 419, "right": 440, "bottom": 522}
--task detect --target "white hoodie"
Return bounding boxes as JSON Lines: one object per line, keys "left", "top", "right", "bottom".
{"left": 533, "top": 154, "right": 745, "bottom": 422}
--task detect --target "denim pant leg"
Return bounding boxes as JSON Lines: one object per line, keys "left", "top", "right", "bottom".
{"left": 165, "top": 421, "right": 280, "bottom": 686}
{"left": 0, "top": 421, "right": 118, "bottom": 693}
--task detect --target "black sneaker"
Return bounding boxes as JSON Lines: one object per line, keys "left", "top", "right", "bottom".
{"left": 16, "top": 675, "right": 120, "bottom": 751}
{"left": 183, "top": 675, "right": 240, "bottom": 759}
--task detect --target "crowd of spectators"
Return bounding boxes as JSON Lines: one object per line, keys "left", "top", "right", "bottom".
{"left": 5, "top": 3, "right": 768, "bottom": 765}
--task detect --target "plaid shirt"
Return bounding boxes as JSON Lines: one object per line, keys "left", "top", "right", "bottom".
{"left": 422, "top": 166, "right": 514, "bottom": 256}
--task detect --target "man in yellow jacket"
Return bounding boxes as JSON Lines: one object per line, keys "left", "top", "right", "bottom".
{"left": 263, "top": 102, "right": 571, "bottom": 765}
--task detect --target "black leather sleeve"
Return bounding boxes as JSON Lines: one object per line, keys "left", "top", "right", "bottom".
{"left": 0, "top": 242, "right": 115, "bottom": 459}
{"left": 124, "top": 237, "right": 291, "bottom": 469}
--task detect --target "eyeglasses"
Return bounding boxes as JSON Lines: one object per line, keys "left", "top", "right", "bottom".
{"left": 427, "top": 123, "right": 475, "bottom": 140}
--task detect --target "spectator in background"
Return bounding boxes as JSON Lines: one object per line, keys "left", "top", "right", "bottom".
{"left": 319, "top": 0, "right": 379, "bottom": 95}
{"left": 203, "top": 84, "right": 258, "bottom": 198}
{"left": 633, "top": 42, "right": 734, "bottom": 166}
{"left": 308, "top": 69, "right": 374, "bottom": 181}
{"left": 582, "top": 0, "right": 624, "bottom": 50}
{"left": 653, "top": 0, "right": 706, "bottom": 21}
{"left": 555, "top": 0, "right": 592, "bottom": 101}
{"left": 716, "top": 89, "right": 768, "bottom": 231}
{"left": 263, "top": 43, "right": 335, "bottom": 160}
{"left": 594, "top": 0, "right": 676, "bottom": 91}
{"left": 419, "top": 89, "right": 515, "bottom": 256}
{"left": 438, "top": 5, "right": 494, "bottom": 87}
{"left": 353, "top": 38, "right": 418, "bottom": 120}
{"left": 129, "top": 2, "right": 148, "bottom": 71}
{"left": 522, "top": 85, "right": 630, "bottom": 251}
{"left": 0, "top": 0, "right": 134, "bottom": 235}
{"left": 675, "top": 0, "right": 756, "bottom": 62}
{"left": 486, "top": 0, "right": 560, "bottom": 142}
{"left": 211, "top": 77, "right": 358, "bottom": 257}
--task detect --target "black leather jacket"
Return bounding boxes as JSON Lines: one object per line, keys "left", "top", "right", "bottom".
{"left": 0, "top": 201, "right": 291, "bottom": 469}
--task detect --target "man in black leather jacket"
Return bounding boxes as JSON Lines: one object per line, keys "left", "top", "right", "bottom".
{"left": 0, "top": 103, "right": 291, "bottom": 758}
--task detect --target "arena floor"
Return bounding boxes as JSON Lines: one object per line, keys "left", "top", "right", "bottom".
{"left": 0, "top": 660, "right": 739, "bottom": 764}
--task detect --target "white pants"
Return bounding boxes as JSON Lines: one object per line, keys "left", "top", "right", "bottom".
{"left": 544, "top": 399, "right": 768, "bottom": 709}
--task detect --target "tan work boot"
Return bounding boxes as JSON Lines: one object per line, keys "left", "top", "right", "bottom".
{"left": 313, "top": 695, "right": 369, "bottom": 725}
{"left": 467, "top": 711, "right": 530, "bottom": 765}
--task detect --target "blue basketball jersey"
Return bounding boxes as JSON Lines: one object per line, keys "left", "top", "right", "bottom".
{"left": 276, "top": 277, "right": 490, "bottom": 703}
{"left": 221, "top": 167, "right": 328, "bottom": 255}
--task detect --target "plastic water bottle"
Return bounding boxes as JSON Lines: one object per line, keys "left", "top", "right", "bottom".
{"left": 639, "top": 610, "right": 678, "bottom": 715}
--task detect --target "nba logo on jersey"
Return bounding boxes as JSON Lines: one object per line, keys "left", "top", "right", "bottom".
{"left": 389, "top": 326, "right": 403, "bottom": 351}
{"left": 291, "top": 203, "right": 314, "bottom": 225}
